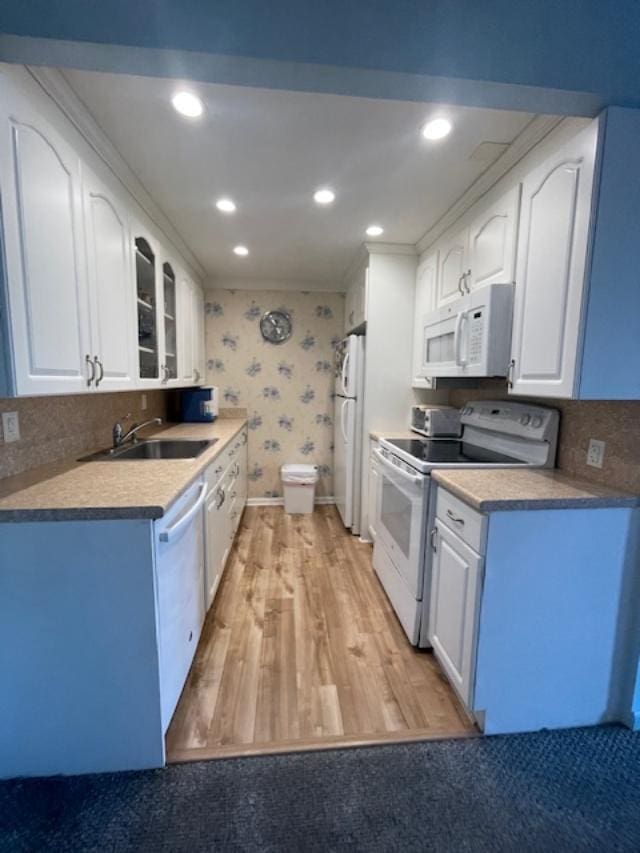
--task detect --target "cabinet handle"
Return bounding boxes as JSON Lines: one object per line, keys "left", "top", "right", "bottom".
{"left": 216, "top": 487, "right": 225, "bottom": 509}
{"left": 446, "top": 508, "right": 465, "bottom": 526}
{"left": 193, "top": 368, "right": 201, "bottom": 383}
{"left": 214, "top": 465, "right": 223, "bottom": 475}
{"left": 457, "top": 273, "right": 466, "bottom": 295}
{"left": 94, "top": 356, "right": 104, "bottom": 387}
{"left": 242, "top": 432, "right": 247, "bottom": 445}
{"left": 430, "top": 527, "right": 438, "bottom": 552}
{"left": 85, "top": 354, "right": 95, "bottom": 387}
{"left": 507, "top": 358, "right": 515, "bottom": 389}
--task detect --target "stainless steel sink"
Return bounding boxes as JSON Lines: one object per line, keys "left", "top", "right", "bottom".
{"left": 80, "top": 438, "right": 217, "bottom": 462}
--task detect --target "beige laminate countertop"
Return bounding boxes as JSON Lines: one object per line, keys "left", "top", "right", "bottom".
{"left": 369, "top": 429, "right": 416, "bottom": 441}
{"left": 431, "top": 468, "right": 640, "bottom": 512}
{"left": 0, "top": 418, "right": 247, "bottom": 523}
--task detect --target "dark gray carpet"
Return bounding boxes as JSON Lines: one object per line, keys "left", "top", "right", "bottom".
{"left": 1, "top": 725, "right": 639, "bottom": 852}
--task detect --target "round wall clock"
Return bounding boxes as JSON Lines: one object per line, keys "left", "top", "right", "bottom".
{"left": 260, "top": 310, "right": 292, "bottom": 344}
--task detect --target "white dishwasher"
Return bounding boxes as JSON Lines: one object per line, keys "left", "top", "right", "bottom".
{"left": 155, "top": 477, "right": 207, "bottom": 733}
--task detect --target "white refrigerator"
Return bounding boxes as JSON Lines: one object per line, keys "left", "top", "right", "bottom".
{"left": 333, "top": 335, "right": 365, "bottom": 534}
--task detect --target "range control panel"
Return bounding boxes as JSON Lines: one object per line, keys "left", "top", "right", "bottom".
{"left": 460, "top": 400, "right": 560, "bottom": 442}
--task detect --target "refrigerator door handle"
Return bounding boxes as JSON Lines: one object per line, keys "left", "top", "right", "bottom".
{"left": 340, "top": 398, "right": 350, "bottom": 444}
{"left": 341, "top": 350, "right": 350, "bottom": 396}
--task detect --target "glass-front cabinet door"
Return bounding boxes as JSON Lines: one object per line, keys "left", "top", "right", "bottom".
{"left": 162, "top": 261, "right": 178, "bottom": 382}
{"left": 134, "top": 235, "right": 160, "bottom": 380}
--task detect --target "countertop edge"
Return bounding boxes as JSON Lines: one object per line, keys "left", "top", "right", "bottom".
{"left": 432, "top": 470, "right": 640, "bottom": 512}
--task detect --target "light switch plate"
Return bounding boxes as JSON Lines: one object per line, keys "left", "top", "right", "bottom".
{"left": 141, "top": 394, "right": 148, "bottom": 411}
{"left": 586, "top": 438, "right": 606, "bottom": 469}
{"left": 2, "top": 411, "right": 20, "bottom": 443}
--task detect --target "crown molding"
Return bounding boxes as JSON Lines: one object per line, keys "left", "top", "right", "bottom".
{"left": 364, "top": 241, "right": 417, "bottom": 256}
{"left": 25, "top": 65, "right": 207, "bottom": 282}
{"left": 415, "top": 114, "right": 563, "bottom": 255}
{"left": 206, "top": 277, "right": 345, "bottom": 293}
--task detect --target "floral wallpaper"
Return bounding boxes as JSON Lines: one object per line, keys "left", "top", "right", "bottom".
{"left": 204, "top": 289, "right": 345, "bottom": 499}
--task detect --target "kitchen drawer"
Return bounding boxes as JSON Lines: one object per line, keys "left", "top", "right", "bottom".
{"left": 435, "top": 487, "right": 486, "bottom": 555}
{"left": 204, "top": 429, "right": 244, "bottom": 492}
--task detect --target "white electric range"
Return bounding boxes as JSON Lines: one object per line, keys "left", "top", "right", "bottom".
{"left": 372, "top": 400, "right": 560, "bottom": 646}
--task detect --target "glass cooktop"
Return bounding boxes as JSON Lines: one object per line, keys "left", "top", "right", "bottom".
{"left": 385, "top": 438, "right": 521, "bottom": 466}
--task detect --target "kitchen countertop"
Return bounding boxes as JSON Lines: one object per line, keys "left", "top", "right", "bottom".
{"left": 369, "top": 429, "right": 416, "bottom": 441}
{"left": 0, "top": 418, "right": 247, "bottom": 523}
{"left": 431, "top": 468, "right": 640, "bottom": 512}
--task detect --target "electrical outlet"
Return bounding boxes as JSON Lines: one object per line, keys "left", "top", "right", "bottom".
{"left": 2, "top": 411, "right": 20, "bottom": 443}
{"left": 141, "top": 393, "right": 148, "bottom": 411}
{"left": 586, "top": 438, "right": 606, "bottom": 469}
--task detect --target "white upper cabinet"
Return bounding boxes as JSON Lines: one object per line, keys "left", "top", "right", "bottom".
{"left": 0, "top": 70, "right": 206, "bottom": 397}
{"left": 0, "top": 86, "right": 90, "bottom": 395}
{"left": 433, "top": 186, "right": 520, "bottom": 311}
{"left": 509, "top": 122, "right": 598, "bottom": 398}
{"left": 467, "top": 186, "right": 520, "bottom": 290}
{"left": 436, "top": 226, "right": 468, "bottom": 307}
{"left": 177, "top": 275, "right": 205, "bottom": 386}
{"left": 177, "top": 276, "right": 195, "bottom": 385}
{"left": 133, "top": 226, "right": 163, "bottom": 385}
{"left": 83, "top": 168, "right": 136, "bottom": 392}
{"left": 412, "top": 250, "right": 438, "bottom": 387}
{"left": 344, "top": 262, "right": 368, "bottom": 333}
{"left": 160, "top": 257, "right": 180, "bottom": 386}
{"left": 193, "top": 283, "right": 206, "bottom": 384}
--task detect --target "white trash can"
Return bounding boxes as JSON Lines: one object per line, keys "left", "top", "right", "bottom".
{"left": 281, "top": 463, "right": 319, "bottom": 514}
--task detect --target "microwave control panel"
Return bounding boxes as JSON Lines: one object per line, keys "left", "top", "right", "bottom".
{"left": 468, "top": 309, "right": 484, "bottom": 363}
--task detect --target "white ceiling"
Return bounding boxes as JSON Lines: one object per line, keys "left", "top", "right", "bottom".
{"left": 62, "top": 69, "right": 535, "bottom": 285}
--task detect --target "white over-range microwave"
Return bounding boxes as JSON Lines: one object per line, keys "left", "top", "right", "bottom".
{"left": 420, "top": 282, "right": 514, "bottom": 378}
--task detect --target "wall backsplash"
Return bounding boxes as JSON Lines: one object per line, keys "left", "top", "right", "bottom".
{"left": 0, "top": 390, "right": 168, "bottom": 479}
{"left": 448, "top": 381, "right": 640, "bottom": 494}
{"left": 205, "top": 288, "right": 344, "bottom": 499}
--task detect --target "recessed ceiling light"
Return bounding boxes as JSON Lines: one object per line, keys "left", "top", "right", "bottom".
{"left": 171, "top": 91, "right": 203, "bottom": 118}
{"left": 421, "top": 118, "right": 452, "bottom": 141}
{"left": 366, "top": 225, "right": 384, "bottom": 237}
{"left": 313, "top": 188, "right": 335, "bottom": 205}
{"left": 233, "top": 245, "right": 249, "bottom": 257}
{"left": 216, "top": 198, "right": 236, "bottom": 213}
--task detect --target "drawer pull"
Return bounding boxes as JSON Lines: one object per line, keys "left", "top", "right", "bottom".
{"left": 446, "top": 508, "right": 465, "bottom": 525}
{"left": 188, "top": 630, "right": 193, "bottom": 642}
{"left": 214, "top": 465, "right": 223, "bottom": 475}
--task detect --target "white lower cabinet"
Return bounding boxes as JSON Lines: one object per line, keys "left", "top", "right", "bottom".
{"left": 429, "top": 519, "right": 483, "bottom": 707}
{"left": 204, "top": 428, "right": 248, "bottom": 609}
{"left": 367, "top": 439, "right": 380, "bottom": 542}
{"left": 429, "top": 485, "right": 639, "bottom": 735}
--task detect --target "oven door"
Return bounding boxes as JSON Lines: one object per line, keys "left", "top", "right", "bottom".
{"left": 373, "top": 449, "right": 428, "bottom": 598}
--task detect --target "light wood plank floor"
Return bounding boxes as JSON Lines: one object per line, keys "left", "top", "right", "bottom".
{"left": 166, "top": 506, "right": 475, "bottom": 762}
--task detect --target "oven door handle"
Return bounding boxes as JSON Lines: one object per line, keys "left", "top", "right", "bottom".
{"left": 373, "top": 449, "right": 424, "bottom": 487}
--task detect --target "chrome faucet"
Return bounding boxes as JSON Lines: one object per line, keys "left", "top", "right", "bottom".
{"left": 112, "top": 416, "right": 162, "bottom": 448}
